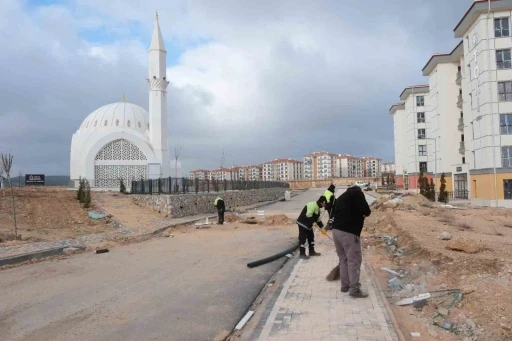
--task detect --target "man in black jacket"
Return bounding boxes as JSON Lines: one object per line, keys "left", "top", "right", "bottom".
{"left": 328, "top": 186, "right": 371, "bottom": 298}
{"left": 323, "top": 184, "right": 336, "bottom": 219}
{"left": 214, "top": 197, "right": 225, "bottom": 225}
{"left": 296, "top": 196, "right": 327, "bottom": 259}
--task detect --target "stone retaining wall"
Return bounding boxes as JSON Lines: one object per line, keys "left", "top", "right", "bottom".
{"left": 133, "top": 188, "right": 287, "bottom": 218}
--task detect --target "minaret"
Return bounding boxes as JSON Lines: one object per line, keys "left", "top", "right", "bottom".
{"left": 148, "top": 11, "right": 171, "bottom": 178}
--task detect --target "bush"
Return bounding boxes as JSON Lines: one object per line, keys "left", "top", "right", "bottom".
{"left": 79, "top": 178, "right": 91, "bottom": 208}
{"left": 429, "top": 178, "right": 435, "bottom": 201}
{"left": 419, "top": 169, "right": 426, "bottom": 196}
{"left": 77, "top": 176, "right": 84, "bottom": 201}
{"left": 439, "top": 173, "right": 448, "bottom": 203}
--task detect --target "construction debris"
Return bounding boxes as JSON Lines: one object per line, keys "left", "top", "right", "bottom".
{"left": 445, "top": 239, "right": 481, "bottom": 254}
{"left": 258, "top": 214, "right": 295, "bottom": 226}
{"left": 440, "top": 231, "right": 452, "bottom": 240}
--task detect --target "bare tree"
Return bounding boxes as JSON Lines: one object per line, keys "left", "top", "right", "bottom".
{"left": 18, "top": 170, "right": 22, "bottom": 188}
{"left": 174, "top": 141, "right": 182, "bottom": 192}
{"left": 0, "top": 162, "right": 4, "bottom": 190}
{"left": 1, "top": 153, "right": 18, "bottom": 239}
{"left": 174, "top": 141, "right": 182, "bottom": 179}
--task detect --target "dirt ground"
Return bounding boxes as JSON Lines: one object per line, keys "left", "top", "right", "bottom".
{"left": 362, "top": 193, "right": 512, "bottom": 341}
{"left": 0, "top": 187, "right": 110, "bottom": 246}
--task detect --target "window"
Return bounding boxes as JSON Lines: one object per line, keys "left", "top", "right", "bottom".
{"left": 498, "top": 81, "right": 512, "bottom": 101}
{"left": 502, "top": 146, "right": 512, "bottom": 167}
{"left": 461, "top": 134, "right": 465, "bottom": 142}
{"left": 495, "top": 18, "right": 510, "bottom": 38}
{"left": 417, "top": 112, "right": 425, "bottom": 123}
{"left": 417, "top": 129, "right": 426, "bottom": 139}
{"left": 419, "top": 162, "right": 427, "bottom": 172}
{"left": 416, "top": 96, "right": 424, "bottom": 107}
{"left": 497, "top": 49, "right": 512, "bottom": 69}
{"left": 460, "top": 111, "right": 464, "bottom": 118}
{"left": 418, "top": 145, "right": 427, "bottom": 156}
{"left": 504, "top": 179, "right": 512, "bottom": 199}
{"left": 462, "top": 157, "right": 466, "bottom": 164}
{"left": 467, "top": 63, "right": 471, "bottom": 81}
{"left": 500, "top": 114, "right": 512, "bottom": 134}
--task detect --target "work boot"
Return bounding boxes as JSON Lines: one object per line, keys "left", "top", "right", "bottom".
{"left": 300, "top": 254, "right": 310, "bottom": 260}
{"left": 299, "top": 248, "right": 309, "bottom": 260}
{"left": 340, "top": 286, "right": 349, "bottom": 293}
{"left": 309, "top": 249, "right": 321, "bottom": 256}
{"left": 349, "top": 290, "right": 369, "bottom": 298}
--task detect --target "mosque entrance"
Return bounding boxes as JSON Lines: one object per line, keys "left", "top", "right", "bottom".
{"left": 94, "top": 139, "right": 148, "bottom": 188}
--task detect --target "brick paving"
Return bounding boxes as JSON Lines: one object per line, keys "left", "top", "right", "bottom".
{"left": 256, "top": 239, "right": 400, "bottom": 341}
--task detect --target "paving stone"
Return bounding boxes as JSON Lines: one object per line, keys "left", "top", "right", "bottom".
{"left": 257, "top": 243, "right": 400, "bottom": 341}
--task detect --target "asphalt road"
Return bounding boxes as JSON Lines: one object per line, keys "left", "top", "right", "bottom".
{"left": 0, "top": 189, "right": 325, "bottom": 341}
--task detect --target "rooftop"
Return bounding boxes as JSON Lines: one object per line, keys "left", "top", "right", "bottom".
{"left": 399, "top": 85, "right": 429, "bottom": 101}
{"left": 454, "top": 0, "right": 502, "bottom": 37}
{"left": 422, "top": 40, "right": 463, "bottom": 76}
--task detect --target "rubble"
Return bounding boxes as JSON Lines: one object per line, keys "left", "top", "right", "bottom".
{"left": 440, "top": 231, "right": 452, "bottom": 240}
{"left": 445, "top": 239, "right": 482, "bottom": 254}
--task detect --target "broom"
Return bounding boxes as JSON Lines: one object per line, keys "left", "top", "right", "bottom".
{"left": 326, "top": 263, "right": 340, "bottom": 281}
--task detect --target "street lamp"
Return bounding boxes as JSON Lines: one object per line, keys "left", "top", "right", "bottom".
{"left": 425, "top": 137, "right": 438, "bottom": 202}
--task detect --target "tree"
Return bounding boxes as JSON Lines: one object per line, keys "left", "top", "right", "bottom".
{"left": 439, "top": 173, "right": 448, "bottom": 203}
{"left": 174, "top": 141, "right": 182, "bottom": 192}
{"left": 429, "top": 178, "right": 436, "bottom": 201}
{"left": 77, "top": 176, "right": 84, "bottom": 201}
{"left": 80, "top": 179, "right": 91, "bottom": 208}
{"left": 1, "top": 153, "right": 18, "bottom": 239}
{"left": 419, "top": 169, "right": 426, "bottom": 196}
{"left": 119, "top": 178, "right": 126, "bottom": 194}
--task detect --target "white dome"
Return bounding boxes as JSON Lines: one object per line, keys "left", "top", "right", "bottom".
{"left": 78, "top": 102, "right": 149, "bottom": 135}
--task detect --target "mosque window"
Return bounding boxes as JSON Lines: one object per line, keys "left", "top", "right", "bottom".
{"left": 116, "top": 119, "right": 119, "bottom": 126}
{"left": 94, "top": 121, "right": 97, "bottom": 127}
{"left": 127, "top": 120, "right": 131, "bottom": 127}
{"left": 104, "top": 120, "right": 108, "bottom": 126}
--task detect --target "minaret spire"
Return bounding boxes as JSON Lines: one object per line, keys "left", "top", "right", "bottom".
{"left": 147, "top": 13, "right": 171, "bottom": 178}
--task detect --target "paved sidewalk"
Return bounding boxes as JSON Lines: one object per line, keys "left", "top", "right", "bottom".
{"left": 256, "top": 240, "right": 400, "bottom": 341}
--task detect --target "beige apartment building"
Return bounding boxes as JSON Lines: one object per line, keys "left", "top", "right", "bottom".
{"left": 263, "top": 158, "right": 303, "bottom": 181}
{"left": 303, "top": 151, "right": 337, "bottom": 180}
{"left": 362, "top": 157, "right": 382, "bottom": 177}
{"left": 189, "top": 169, "right": 209, "bottom": 180}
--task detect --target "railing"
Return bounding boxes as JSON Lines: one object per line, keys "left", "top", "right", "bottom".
{"left": 442, "top": 190, "right": 469, "bottom": 201}
{"left": 458, "top": 117, "right": 464, "bottom": 131}
{"left": 456, "top": 70, "right": 462, "bottom": 85}
{"left": 130, "top": 178, "right": 290, "bottom": 195}
{"left": 459, "top": 141, "right": 465, "bottom": 153}
{"left": 457, "top": 94, "right": 463, "bottom": 107}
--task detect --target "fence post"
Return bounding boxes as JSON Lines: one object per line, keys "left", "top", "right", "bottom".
{"left": 158, "top": 178, "right": 162, "bottom": 194}
{"left": 168, "top": 176, "right": 171, "bottom": 194}
{"left": 182, "top": 177, "right": 186, "bottom": 193}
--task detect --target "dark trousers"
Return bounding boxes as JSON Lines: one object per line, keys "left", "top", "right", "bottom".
{"left": 217, "top": 208, "right": 224, "bottom": 224}
{"left": 297, "top": 224, "right": 315, "bottom": 255}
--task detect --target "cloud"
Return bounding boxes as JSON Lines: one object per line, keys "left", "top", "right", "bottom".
{"left": 0, "top": 0, "right": 473, "bottom": 175}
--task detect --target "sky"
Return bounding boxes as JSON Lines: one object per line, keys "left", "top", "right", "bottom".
{"left": 0, "top": 0, "right": 474, "bottom": 175}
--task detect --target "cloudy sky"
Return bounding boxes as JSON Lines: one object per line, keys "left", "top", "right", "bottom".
{"left": 0, "top": 0, "right": 473, "bottom": 175}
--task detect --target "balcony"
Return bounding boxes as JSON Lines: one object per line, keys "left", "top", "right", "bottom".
{"left": 456, "top": 70, "right": 462, "bottom": 85}
{"left": 459, "top": 141, "right": 465, "bottom": 154}
{"left": 457, "top": 94, "right": 463, "bottom": 108}
{"left": 458, "top": 117, "right": 464, "bottom": 132}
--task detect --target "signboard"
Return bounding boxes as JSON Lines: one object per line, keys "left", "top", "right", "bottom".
{"left": 25, "top": 174, "right": 45, "bottom": 186}
{"left": 456, "top": 166, "right": 462, "bottom": 172}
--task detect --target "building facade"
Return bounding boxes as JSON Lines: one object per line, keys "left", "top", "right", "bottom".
{"left": 189, "top": 169, "right": 209, "bottom": 180}
{"left": 362, "top": 157, "right": 382, "bottom": 177}
{"left": 389, "top": 0, "right": 512, "bottom": 207}
{"left": 303, "top": 151, "right": 337, "bottom": 180}
{"left": 381, "top": 162, "right": 396, "bottom": 174}
{"left": 263, "top": 158, "right": 303, "bottom": 181}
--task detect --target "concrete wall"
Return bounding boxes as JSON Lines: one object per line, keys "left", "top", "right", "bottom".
{"left": 287, "top": 177, "right": 377, "bottom": 189}
{"left": 133, "top": 188, "right": 286, "bottom": 218}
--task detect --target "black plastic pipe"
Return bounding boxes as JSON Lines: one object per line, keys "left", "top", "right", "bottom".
{"left": 247, "top": 243, "right": 299, "bottom": 268}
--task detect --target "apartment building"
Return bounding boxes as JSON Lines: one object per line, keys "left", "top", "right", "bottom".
{"left": 421, "top": 41, "right": 465, "bottom": 197}
{"left": 209, "top": 168, "right": 234, "bottom": 181}
{"left": 389, "top": 0, "right": 512, "bottom": 207}
{"left": 336, "top": 154, "right": 364, "bottom": 178}
{"left": 303, "top": 151, "right": 337, "bottom": 179}
{"left": 362, "top": 157, "right": 382, "bottom": 177}
{"left": 390, "top": 85, "right": 430, "bottom": 191}
{"left": 263, "top": 158, "right": 303, "bottom": 181}
{"left": 381, "top": 162, "right": 396, "bottom": 174}
{"left": 189, "top": 169, "right": 209, "bottom": 180}
{"left": 454, "top": 0, "right": 512, "bottom": 206}
{"left": 237, "top": 165, "right": 262, "bottom": 181}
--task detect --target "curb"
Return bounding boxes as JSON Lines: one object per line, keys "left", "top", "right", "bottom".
{"left": 366, "top": 264, "right": 407, "bottom": 341}
{"left": 0, "top": 194, "right": 297, "bottom": 268}
{"left": 0, "top": 246, "right": 85, "bottom": 268}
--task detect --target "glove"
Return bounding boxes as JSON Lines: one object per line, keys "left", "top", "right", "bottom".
{"left": 325, "top": 222, "right": 332, "bottom": 231}
{"left": 317, "top": 221, "right": 324, "bottom": 229}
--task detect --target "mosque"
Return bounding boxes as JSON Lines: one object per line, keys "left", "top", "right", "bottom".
{"left": 70, "top": 14, "right": 181, "bottom": 189}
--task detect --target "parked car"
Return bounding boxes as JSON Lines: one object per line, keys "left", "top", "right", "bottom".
{"left": 355, "top": 181, "right": 369, "bottom": 188}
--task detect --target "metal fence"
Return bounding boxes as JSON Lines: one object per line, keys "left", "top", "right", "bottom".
{"left": 444, "top": 190, "right": 469, "bottom": 201}
{"left": 130, "top": 178, "right": 290, "bottom": 195}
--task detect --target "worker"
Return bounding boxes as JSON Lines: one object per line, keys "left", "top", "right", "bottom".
{"left": 323, "top": 184, "right": 336, "bottom": 218}
{"left": 213, "top": 197, "right": 225, "bottom": 225}
{"left": 296, "top": 196, "right": 327, "bottom": 259}
{"left": 328, "top": 185, "right": 371, "bottom": 298}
